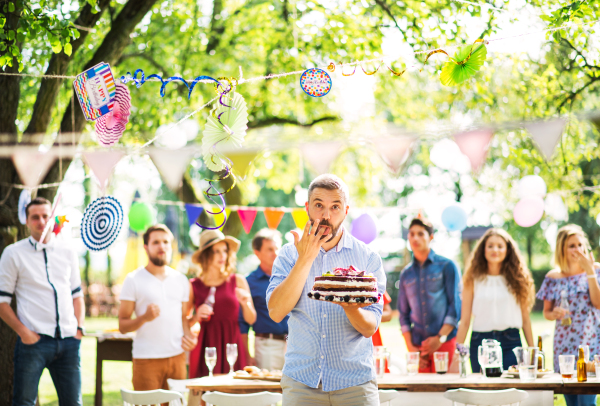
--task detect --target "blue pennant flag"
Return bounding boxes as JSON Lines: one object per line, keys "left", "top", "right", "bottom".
{"left": 185, "top": 204, "right": 203, "bottom": 227}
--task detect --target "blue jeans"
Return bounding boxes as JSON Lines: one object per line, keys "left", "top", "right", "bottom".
{"left": 563, "top": 395, "right": 597, "bottom": 406}
{"left": 13, "top": 335, "right": 82, "bottom": 406}
{"left": 469, "top": 328, "right": 521, "bottom": 373}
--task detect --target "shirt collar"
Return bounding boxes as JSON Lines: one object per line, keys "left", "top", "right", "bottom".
{"left": 256, "top": 266, "right": 271, "bottom": 279}
{"left": 331, "top": 227, "right": 352, "bottom": 253}
{"left": 413, "top": 249, "right": 436, "bottom": 266}
{"left": 29, "top": 236, "right": 55, "bottom": 251}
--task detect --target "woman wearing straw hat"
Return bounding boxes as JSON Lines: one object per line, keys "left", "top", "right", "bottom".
{"left": 188, "top": 230, "right": 256, "bottom": 378}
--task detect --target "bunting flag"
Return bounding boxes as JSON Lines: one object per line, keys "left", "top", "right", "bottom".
{"left": 228, "top": 152, "right": 259, "bottom": 178}
{"left": 82, "top": 151, "right": 125, "bottom": 192}
{"left": 524, "top": 118, "right": 567, "bottom": 161}
{"left": 291, "top": 209, "right": 309, "bottom": 229}
{"left": 149, "top": 147, "right": 196, "bottom": 191}
{"left": 185, "top": 204, "right": 204, "bottom": 227}
{"left": 372, "top": 136, "right": 416, "bottom": 174}
{"left": 12, "top": 149, "right": 57, "bottom": 188}
{"left": 237, "top": 209, "right": 258, "bottom": 234}
{"left": 300, "top": 141, "right": 342, "bottom": 174}
{"left": 453, "top": 129, "right": 493, "bottom": 172}
{"left": 264, "top": 208, "right": 285, "bottom": 230}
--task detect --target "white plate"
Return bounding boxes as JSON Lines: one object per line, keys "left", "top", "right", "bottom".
{"left": 504, "top": 370, "right": 554, "bottom": 378}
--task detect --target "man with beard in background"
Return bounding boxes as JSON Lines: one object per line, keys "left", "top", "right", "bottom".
{"left": 267, "top": 174, "right": 385, "bottom": 406}
{"left": 119, "top": 224, "right": 197, "bottom": 391}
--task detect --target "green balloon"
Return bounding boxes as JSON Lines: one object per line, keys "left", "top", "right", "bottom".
{"left": 128, "top": 202, "right": 155, "bottom": 232}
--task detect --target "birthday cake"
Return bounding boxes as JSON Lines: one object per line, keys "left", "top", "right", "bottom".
{"left": 307, "top": 266, "right": 380, "bottom": 303}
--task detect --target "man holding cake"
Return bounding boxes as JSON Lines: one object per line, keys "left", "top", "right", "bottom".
{"left": 267, "top": 174, "right": 386, "bottom": 405}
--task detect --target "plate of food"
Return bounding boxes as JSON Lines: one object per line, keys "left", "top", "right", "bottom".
{"left": 505, "top": 366, "right": 553, "bottom": 378}
{"left": 307, "top": 266, "right": 381, "bottom": 304}
{"left": 234, "top": 366, "right": 283, "bottom": 381}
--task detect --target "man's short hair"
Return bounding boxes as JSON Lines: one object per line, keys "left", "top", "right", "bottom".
{"left": 252, "top": 228, "right": 282, "bottom": 252}
{"left": 409, "top": 217, "right": 434, "bottom": 236}
{"left": 308, "top": 174, "right": 350, "bottom": 204}
{"left": 26, "top": 197, "right": 51, "bottom": 218}
{"left": 143, "top": 224, "right": 174, "bottom": 245}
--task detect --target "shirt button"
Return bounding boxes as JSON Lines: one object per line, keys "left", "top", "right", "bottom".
{"left": 323, "top": 314, "right": 327, "bottom": 318}
{"left": 321, "top": 356, "right": 325, "bottom": 359}
{"left": 322, "top": 334, "right": 326, "bottom": 338}
{"left": 319, "top": 365, "right": 321, "bottom": 368}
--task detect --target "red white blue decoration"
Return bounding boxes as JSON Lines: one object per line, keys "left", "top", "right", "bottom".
{"left": 73, "top": 62, "right": 116, "bottom": 121}
{"left": 81, "top": 196, "right": 124, "bottom": 251}
{"left": 94, "top": 83, "right": 132, "bottom": 146}
{"left": 300, "top": 68, "right": 332, "bottom": 98}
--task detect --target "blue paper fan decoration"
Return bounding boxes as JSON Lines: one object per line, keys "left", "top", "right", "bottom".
{"left": 18, "top": 189, "right": 31, "bottom": 225}
{"left": 81, "top": 196, "right": 124, "bottom": 251}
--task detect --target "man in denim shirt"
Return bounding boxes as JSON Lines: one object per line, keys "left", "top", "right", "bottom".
{"left": 398, "top": 217, "right": 461, "bottom": 372}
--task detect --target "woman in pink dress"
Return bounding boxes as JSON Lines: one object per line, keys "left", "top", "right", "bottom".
{"left": 188, "top": 230, "right": 256, "bottom": 378}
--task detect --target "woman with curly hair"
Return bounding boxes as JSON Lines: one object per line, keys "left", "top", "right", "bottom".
{"left": 188, "top": 230, "right": 256, "bottom": 378}
{"left": 537, "top": 224, "right": 600, "bottom": 406}
{"left": 456, "top": 228, "right": 535, "bottom": 372}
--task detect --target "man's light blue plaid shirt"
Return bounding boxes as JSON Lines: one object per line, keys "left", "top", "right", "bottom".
{"left": 266, "top": 228, "right": 386, "bottom": 392}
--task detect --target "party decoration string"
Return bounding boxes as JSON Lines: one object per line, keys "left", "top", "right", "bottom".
{"left": 120, "top": 69, "right": 222, "bottom": 99}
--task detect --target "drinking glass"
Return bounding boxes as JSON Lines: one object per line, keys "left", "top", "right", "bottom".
{"left": 519, "top": 365, "right": 536, "bottom": 382}
{"left": 407, "top": 352, "right": 420, "bottom": 376}
{"left": 205, "top": 347, "right": 217, "bottom": 378}
{"left": 594, "top": 355, "right": 600, "bottom": 381}
{"left": 226, "top": 344, "right": 238, "bottom": 376}
{"left": 434, "top": 352, "right": 448, "bottom": 375}
{"left": 559, "top": 354, "right": 575, "bottom": 380}
{"left": 374, "top": 346, "right": 389, "bottom": 378}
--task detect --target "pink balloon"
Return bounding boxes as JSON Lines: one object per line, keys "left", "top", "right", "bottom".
{"left": 513, "top": 197, "right": 545, "bottom": 227}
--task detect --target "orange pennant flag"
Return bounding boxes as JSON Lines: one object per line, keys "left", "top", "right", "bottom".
{"left": 264, "top": 208, "right": 285, "bottom": 230}
{"left": 291, "top": 209, "right": 309, "bottom": 229}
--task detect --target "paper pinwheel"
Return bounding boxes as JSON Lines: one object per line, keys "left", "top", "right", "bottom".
{"left": 440, "top": 42, "right": 487, "bottom": 87}
{"left": 202, "top": 92, "right": 248, "bottom": 172}
{"left": 95, "top": 83, "right": 132, "bottom": 146}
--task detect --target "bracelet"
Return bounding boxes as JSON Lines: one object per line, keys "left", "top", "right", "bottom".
{"left": 587, "top": 274, "right": 597, "bottom": 279}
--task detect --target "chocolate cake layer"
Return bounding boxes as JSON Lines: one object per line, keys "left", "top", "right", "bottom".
{"left": 311, "top": 286, "right": 377, "bottom": 292}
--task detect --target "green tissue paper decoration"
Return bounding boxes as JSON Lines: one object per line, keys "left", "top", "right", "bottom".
{"left": 440, "top": 41, "right": 487, "bottom": 87}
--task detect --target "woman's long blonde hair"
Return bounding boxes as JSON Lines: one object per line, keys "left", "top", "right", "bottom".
{"left": 193, "top": 241, "right": 237, "bottom": 279}
{"left": 554, "top": 224, "right": 591, "bottom": 272}
{"left": 464, "top": 228, "right": 535, "bottom": 310}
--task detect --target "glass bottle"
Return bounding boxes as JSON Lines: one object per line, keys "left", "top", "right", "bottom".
{"left": 577, "top": 347, "right": 587, "bottom": 382}
{"left": 537, "top": 336, "right": 545, "bottom": 370}
{"left": 201, "top": 287, "right": 216, "bottom": 322}
{"left": 560, "top": 290, "right": 572, "bottom": 326}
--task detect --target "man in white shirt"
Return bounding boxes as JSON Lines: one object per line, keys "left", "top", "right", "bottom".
{"left": 0, "top": 197, "right": 85, "bottom": 406}
{"left": 118, "top": 224, "right": 197, "bottom": 391}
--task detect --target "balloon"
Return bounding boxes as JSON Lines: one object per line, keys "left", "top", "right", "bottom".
{"left": 513, "top": 197, "right": 544, "bottom": 227}
{"left": 517, "top": 175, "right": 547, "bottom": 199}
{"left": 128, "top": 202, "right": 156, "bottom": 233}
{"left": 441, "top": 205, "right": 468, "bottom": 232}
{"left": 350, "top": 213, "right": 377, "bottom": 244}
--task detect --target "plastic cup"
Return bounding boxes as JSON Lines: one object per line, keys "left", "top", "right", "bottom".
{"left": 407, "top": 352, "right": 420, "bottom": 376}
{"left": 519, "top": 365, "right": 536, "bottom": 382}
{"left": 559, "top": 355, "right": 575, "bottom": 380}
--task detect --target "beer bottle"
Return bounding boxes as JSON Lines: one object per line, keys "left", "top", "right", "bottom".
{"left": 537, "top": 336, "right": 545, "bottom": 370}
{"left": 577, "top": 347, "right": 587, "bottom": 382}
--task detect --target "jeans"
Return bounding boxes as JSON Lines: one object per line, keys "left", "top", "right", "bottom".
{"left": 13, "top": 335, "right": 82, "bottom": 406}
{"left": 563, "top": 395, "right": 597, "bottom": 406}
{"left": 469, "top": 328, "right": 521, "bottom": 373}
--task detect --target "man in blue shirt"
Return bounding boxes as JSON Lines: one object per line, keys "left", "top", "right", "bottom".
{"left": 267, "top": 174, "right": 385, "bottom": 406}
{"left": 240, "top": 228, "right": 288, "bottom": 370}
{"left": 398, "top": 216, "right": 461, "bottom": 373}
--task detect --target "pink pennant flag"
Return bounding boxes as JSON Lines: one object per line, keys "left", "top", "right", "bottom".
{"left": 12, "top": 148, "right": 57, "bottom": 188}
{"left": 524, "top": 118, "right": 566, "bottom": 161}
{"left": 453, "top": 129, "right": 494, "bottom": 172}
{"left": 237, "top": 209, "right": 258, "bottom": 234}
{"left": 149, "top": 147, "right": 196, "bottom": 191}
{"left": 300, "top": 141, "right": 342, "bottom": 174}
{"left": 82, "top": 151, "right": 125, "bottom": 193}
{"left": 372, "top": 137, "right": 416, "bottom": 174}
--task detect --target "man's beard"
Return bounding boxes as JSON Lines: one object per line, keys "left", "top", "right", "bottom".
{"left": 149, "top": 254, "right": 169, "bottom": 266}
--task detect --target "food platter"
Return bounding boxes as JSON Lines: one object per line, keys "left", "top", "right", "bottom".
{"left": 504, "top": 369, "right": 554, "bottom": 378}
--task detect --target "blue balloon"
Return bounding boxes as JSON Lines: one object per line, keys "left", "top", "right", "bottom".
{"left": 442, "top": 205, "right": 467, "bottom": 232}
{"left": 351, "top": 213, "right": 377, "bottom": 244}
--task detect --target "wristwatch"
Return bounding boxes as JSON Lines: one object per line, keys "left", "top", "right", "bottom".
{"left": 438, "top": 334, "right": 447, "bottom": 344}
{"left": 77, "top": 326, "right": 86, "bottom": 336}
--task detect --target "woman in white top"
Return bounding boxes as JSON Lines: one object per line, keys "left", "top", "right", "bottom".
{"left": 456, "top": 228, "right": 535, "bottom": 372}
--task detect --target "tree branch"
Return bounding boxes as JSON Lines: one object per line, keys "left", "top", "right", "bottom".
{"left": 248, "top": 115, "right": 339, "bottom": 129}
{"left": 373, "top": 0, "right": 405, "bottom": 38}
{"left": 118, "top": 52, "right": 171, "bottom": 76}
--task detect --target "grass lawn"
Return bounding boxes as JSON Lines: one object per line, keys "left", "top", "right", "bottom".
{"left": 38, "top": 313, "right": 595, "bottom": 405}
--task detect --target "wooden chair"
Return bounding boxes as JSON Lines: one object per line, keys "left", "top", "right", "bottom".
{"left": 120, "top": 388, "right": 184, "bottom": 406}
{"left": 201, "top": 391, "right": 282, "bottom": 406}
{"left": 444, "top": 388, "right": 529, "bottom": 406}
{"left": 379, "top": 389, "right": 401, "bottom": 405}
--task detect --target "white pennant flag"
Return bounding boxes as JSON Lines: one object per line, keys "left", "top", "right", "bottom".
{"left": 372, "top": 136, "right": 416, "bottom": 174}
{"left": 525, "top": 118, "right": 567, "bottom": 161}
{"left": 300, "top": 141, "right": 343, "bottom": 175}
{"left": 12, "top": 148, "right": 57, "bottom": 188}
{"left": 148, "top": 147, "right": 196, "bottom": 191}
{"left": 82, "top": 151, "right": 125, "bottom": 193}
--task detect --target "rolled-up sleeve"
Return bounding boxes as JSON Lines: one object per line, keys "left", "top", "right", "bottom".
{"left": 362, "top": 251, "right": 385, "bottom": 329}
{"left": 69, "top": 249, "right": 83, "bottom": 298}
{"left": 397, "top": 272, "right": 412, "bottom": 333}
{"left": 442, "top": 261, "right": 461, "bottom": 327}
{"left": 0, "top": 247, "right": 17, "bottom": 304}
{"left": 266, "top": 245, "right": 295, "bottom": 306}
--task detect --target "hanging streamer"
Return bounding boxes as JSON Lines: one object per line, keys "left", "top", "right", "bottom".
{"left": 120, "top": 69, "right": 221, "bottom": 99}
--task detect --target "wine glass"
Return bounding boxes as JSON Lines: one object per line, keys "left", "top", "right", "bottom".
{"left": 478, "top": 346, "right": 488, "bottom": 379}
{"left": 205, "top": 347, "right": 217, "bottom": 378}
{"left": 226, "top": 343, "right": 238, "bottom": 376}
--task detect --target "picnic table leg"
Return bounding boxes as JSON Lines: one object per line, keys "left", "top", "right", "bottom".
{"left": 187, "top": 389, "right": 202, "bottom": 406}
{"left": 95, "top": 346, "right": 102, "bottom": 406}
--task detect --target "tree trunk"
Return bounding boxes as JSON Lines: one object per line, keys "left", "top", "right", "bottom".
{"left": 0, "top": 227, "right": 18, "bottom": 406}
